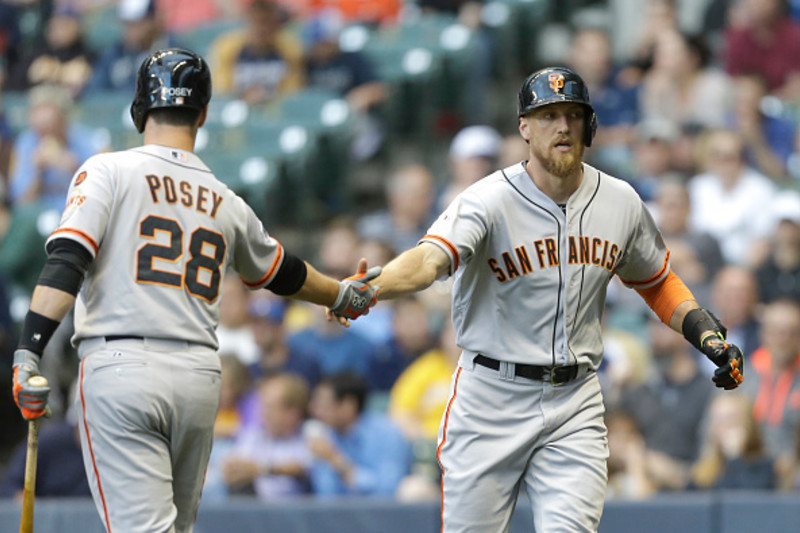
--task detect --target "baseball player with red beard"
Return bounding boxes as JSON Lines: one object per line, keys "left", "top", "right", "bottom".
{"left": 348, "top": 67, "right": 744, "bottom": 532}
{"left": 10, "top": 48, "right": 378, "bottom": 533}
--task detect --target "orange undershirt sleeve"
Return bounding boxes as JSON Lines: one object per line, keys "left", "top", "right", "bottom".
{"left": 635, "top": 270, "right": 695, "bottom": 325}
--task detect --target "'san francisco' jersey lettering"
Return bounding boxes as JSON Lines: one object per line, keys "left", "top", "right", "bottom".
{"left": 488, "top": 235, "right": 622, "bottom": 283}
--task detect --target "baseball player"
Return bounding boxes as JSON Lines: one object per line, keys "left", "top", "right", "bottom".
{"left": 11, "top": 48, "right": 378, "bottom": 533}
{"left": 349, "top": 67, "right": 744, "bottom": 532}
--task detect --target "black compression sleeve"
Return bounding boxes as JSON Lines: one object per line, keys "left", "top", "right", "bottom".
{"left": 38, "top": 238, "right": 93, "bottom": 295}
{"left": 265, "top": 252, "right": 308, "bottom": 296}
{"left": 18, "top": 310, "right": 61, "bottom": 355}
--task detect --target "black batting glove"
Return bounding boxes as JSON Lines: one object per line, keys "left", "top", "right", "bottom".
{"left": 700, "top": 334, "right": 744, "bottom": 390}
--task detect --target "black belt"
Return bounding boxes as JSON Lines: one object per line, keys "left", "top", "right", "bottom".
{"left": 104, "top": 335, "right": 145, "bottom": 342}
{"left": 474, "top": 354, "right": 584, "bottom": 386}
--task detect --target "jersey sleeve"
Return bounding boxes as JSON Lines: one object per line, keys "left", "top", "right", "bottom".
{"left": 230, "top": 198, "right": 285, "bottom": 289}
{"left": 615, "top": 199, "right": 670, "bottom": 289}
{"left": 419, "top": 190, "right": 489, "bottom": 276}
{"left": 45, "top": 156, "right": 114, "bottom": 258}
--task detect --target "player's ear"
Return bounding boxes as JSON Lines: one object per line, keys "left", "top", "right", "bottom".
{"left": 197, "top": 105, "right": 209, "bottom": 128}
{"left": 518, "top": 116, "right": 530, "bottom": 144}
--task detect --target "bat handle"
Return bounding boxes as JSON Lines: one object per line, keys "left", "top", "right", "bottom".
{"left": 19, "top": 417, "right": 41, "bottom": 533}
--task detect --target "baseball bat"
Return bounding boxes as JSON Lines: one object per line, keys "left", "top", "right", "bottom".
{"left": 19, "top": 375, "right": 48, "bottom": 533}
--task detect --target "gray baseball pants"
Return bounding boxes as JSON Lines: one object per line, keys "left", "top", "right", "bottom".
{"left": 76, "top": 337, "right": 221, "bottom": 533}
{"left": 437, "top": 356, "right": 608, "bottom": 532}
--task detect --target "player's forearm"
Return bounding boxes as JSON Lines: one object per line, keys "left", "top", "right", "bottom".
{"left": 29, "top": 285, "right": 76, "bottom": 322}
{"left": 373, "top": 245, "right": 449, "bottom": 300}
{"left": 290, "top": 262, "right": 340, "bottom": 307}
{"left": 668, "top": 300, "right": 699, "bottom": 334}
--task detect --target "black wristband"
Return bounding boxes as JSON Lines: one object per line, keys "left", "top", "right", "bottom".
{"left": 18, "top": 310, "right": 61, "bottom": 356}
{"left": 682, "top": 308, "right": 726, "bottom": 351}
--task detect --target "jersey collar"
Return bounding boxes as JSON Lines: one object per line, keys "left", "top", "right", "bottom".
{"left": 503, "top": 161, "right": 600, "bottom": 216}
{"left": 134, "top": 145, "right": 211, "bottom": 172}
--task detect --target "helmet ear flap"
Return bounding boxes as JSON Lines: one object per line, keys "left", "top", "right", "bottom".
{"left": 584, "top": 110, "right": 597, "bottom": 147}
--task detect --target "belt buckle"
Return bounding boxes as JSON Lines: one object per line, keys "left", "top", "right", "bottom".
{"left": 549, "top": 366, "right": 573, "bottom": 386}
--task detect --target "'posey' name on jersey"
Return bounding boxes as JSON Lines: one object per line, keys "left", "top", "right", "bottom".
{"left": 488, "top": 235, "right": 621, "bottom": 283}
{"left": 145, "top": 174, "right": 223, "bottom": 218}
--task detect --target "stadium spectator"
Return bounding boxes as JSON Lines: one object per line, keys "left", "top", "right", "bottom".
{"left": 202, "top": 353, "right": 253, "bottom": 501}
{"left": 623, "top": 0, "right": 680, "bottom": 83}
{"left": 216, "top": 273, "right": 259, "bottom": 366}
{"left": 708, "top": 266, "right": 763, "bottom": 365}
{"left": 155, "top": 0, "right": 240, "bottom": 34}
{"left": 303, "top": 9, "right": 388, "bottom": 160}
{"left": 306, "top": 0, "right": 401, "bottom": 26}
{"left": 687, "top": 128, "right": 776, "bottom": 266}
{"left": 0, "top": 86, "right": 15, "bottom": 189}
{"left": 497, "top": 133, "right": 529, "bottom": 169}
{"left": 568, "top": 26, "right": 639, "bottom": 175}
{"left": 0, "top": 2, "right": 21, "bottom": 76}
{"left": 627, "top": 118, "right": 683, "bottom": 202}
{"left": 0, "top": 418, "right": 90, "bottom": 499}
{"left": 306, "top": 372, "right": 412, "bottom": 496}
{"left": 415, "top": 0, "right": 491, "bottom": 125}
{"left": 723, "top": 0, "right": 800, "bottom": 99}
{"left": 620, "top": 318, "right": 714, "bottom": 492}
{"left": 368, "top": 296, "right": 435, "bottom": 392}
{"left": 740, "top": 299, "right": 800, "bottom": 476}
{"left": 689, "top": 392, "right": 777, "bottom": 491}
{"left": 389, "top": 316, "right": 458, "bottom": 501}
{"left": 438, "top": 125, "right": 502, "bottom": 211}
{"left": 347, "top": 238, "right": 396, "bottom": 346}
{"left": 651, "top": 178, "right": 725, "bottom": 305}
{"left": 246, "top": 292, "right": 321, "bottom": 389}
{"left": 8, "top": 84, "right": 108, "bottom": 210}
{"left": 288, "top": 297, "right": 376, "bottom": 380}
{"left": 599, "top": 309, "right": 655, "bottom": 411}
{"left": 357, "top": 164, "right": 437, "bottom": 254}
{"left": 86, "top": 0, "right": 178, "bottom": 93}
{"left": 639, "top": 30, "right": 732, "bottom": 132}
{"left": 388, "top": 316, "right": 459, "bottom": 443}
{"left": 221, "top": 373, "right": 313, "bottom": 499}
{"left": 207, "top": 0, "right": 304, "bottom": 105}
{"left": 316, "top": 216, "right": 362, "bottom": 281}
{"left": 605, "top": 409, "right": 656, "bottom": 499}
{"left": 729, "top": 74, "right": 794, "bottom": 181}
{"left": 6, "top": 5, "right": 95, "bottom": 97}
{"left": 755, "top": 193, "right": 800, "bottom": 304}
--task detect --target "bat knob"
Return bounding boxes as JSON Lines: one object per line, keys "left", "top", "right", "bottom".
{"left": 27, "top": 376, "right": 49, "bottom": 388}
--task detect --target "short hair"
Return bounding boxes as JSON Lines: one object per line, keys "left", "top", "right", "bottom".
{"left": 320, "top": 372, "right": 368, "bottom": 414}
{"left": 262, "top": 373, "right": 310, "bottom": 411}
{"left": 147, "top": 107, "right": 202, "bottom": 129}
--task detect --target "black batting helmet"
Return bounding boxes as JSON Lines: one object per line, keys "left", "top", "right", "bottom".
{"left": 130, "top": 48, "right": 212, "bottom": 133}
{"left": 517, "top": 66, "right": 597, "bottom": 147}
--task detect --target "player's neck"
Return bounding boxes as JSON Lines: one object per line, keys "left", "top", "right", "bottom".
{"left": 525, "top": 158, "right": 583, "bottom": 204}
{"left": 143, "top": 124, "right": 198, "bottom": 153}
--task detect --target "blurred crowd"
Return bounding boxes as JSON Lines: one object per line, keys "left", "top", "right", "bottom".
{"left": 1, "top": 0, "right": 800, "bottom": 505}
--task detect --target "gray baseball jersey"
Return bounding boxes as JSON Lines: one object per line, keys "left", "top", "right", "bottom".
{"left": 426, "top": 162, "right": 670, "bottom": 532}
{"left": 47, "top": 144, "right": 285, "bottom": 348}
{"left": 422, "top": 161, "right": 668, "bottom": 369}
{"left": 49, "top": 144, "right": 285, "bottom": 532}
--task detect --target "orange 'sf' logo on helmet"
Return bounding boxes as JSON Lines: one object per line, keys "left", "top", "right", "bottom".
{"left": 548, "top": 72, "right": 565, "bottom": 93}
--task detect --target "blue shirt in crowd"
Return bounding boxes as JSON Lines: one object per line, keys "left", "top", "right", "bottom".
{"left": 10, "top": 123, "right": 106, "bottom": 210}
{"left": 310, "top": 413, "right": 411, "bottom": 496}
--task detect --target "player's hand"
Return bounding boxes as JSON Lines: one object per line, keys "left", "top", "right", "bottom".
{"left": 12, "top": 349, "right": 51, "bottom": 420}
{"left": 700, "top": 335, "right": 744, "bottom": 390}
{"left": 329, "top": 260, "right": 381, "bottom": 323}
